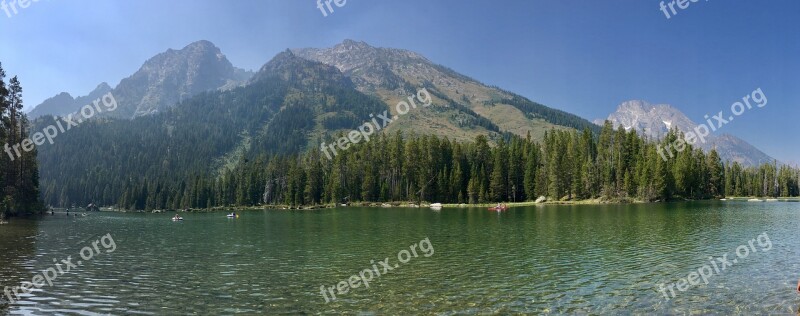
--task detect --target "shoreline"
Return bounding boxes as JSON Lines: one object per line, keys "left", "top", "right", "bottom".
{"left": 50, "top": 196, "right": 799, "bottom": 214}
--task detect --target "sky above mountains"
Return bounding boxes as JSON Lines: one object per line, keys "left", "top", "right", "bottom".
{"left": 1, "top": 0, "right": 797, "bottom": 163}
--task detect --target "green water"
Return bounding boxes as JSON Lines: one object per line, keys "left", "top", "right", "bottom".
{"left": 1, "top": 201, "right": 799, "bottom": 314}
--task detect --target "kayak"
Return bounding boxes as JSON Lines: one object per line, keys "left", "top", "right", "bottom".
{"left": 488, "top": 206, "right": 508, "bottom": 212}
{"left": 226, "top": 214, "right": 239, "bottom": 218}
{"left": 172, "top": 217, "right": 183, "bottom": 221}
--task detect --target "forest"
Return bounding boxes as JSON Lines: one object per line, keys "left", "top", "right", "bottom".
{"left": 0, "top": 63, "right": 42, "bottom": 219}
{"left": 107, "top": 122, "right": 798, "bottom": 210}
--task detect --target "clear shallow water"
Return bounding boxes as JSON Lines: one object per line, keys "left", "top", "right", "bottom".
{"left": 1, "top": 201, "right": 799, "bottom": 315}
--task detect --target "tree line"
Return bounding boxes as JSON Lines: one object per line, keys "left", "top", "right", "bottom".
{"left": 0, "top": 63, "right": 42, "bottom": 218}
{"left": 104, "top": 122, "right": 797, "bottom": 210}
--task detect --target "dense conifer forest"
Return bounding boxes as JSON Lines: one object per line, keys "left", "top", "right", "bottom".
{"left": 43, "top": 120, "right": 798, "bottom": 210}
{"left": 0, "top": 63, "right": 42, "bottom": 218}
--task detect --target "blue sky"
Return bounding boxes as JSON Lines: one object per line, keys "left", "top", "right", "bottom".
{"left": 0, "top": 0, "right": 798, "bottom": 162}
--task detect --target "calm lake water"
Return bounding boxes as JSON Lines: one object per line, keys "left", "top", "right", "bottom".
{"left": 1, "top": 201, "right": 799, "bottom": 315}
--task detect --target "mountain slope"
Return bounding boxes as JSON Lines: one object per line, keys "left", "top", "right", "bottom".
{"left": 35, "top": 51, "right": 390, "bottom": 207}
{"left": 29, "top": 40, "right": 254, "bottom": 120}
{"left": 34, "top": 40, "right": 610, "bottom": 208}
{"left": 28, "top": 83, "right": 112, "bottom": 119}
{"left": 292, "top": 40, "right": 599, "bottom": 142}
{"left": 112, "top": 40, "right": 253, "bottom": 118}
{"left": 596, "top": 100, "right": 775, "bottom": 166}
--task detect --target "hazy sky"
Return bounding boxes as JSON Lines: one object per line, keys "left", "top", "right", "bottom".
{"left": 1, "top": 0, "right": 798, "bottom": 162}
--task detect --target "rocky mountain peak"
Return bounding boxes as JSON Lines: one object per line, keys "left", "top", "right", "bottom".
{"left": 95, "top": 82, "right": 111, "bottom": 91}
{"left": 290, "top": 40, "right": 599, "bottom": 142}
{"left": 110, "top": 40, "right": 251, "bottom": 118}
{"left": 598, "top": 100, "right": 695, "bottom": 139}
{"left": 28, "top": 84, "right": 113, "bottom": 119}
{"left": 29, "top": 40, "right": 254, "bottom": 119}
{"left": 249, "top": 50, "right": 352, "bottom": 89}
{"left": 292, "top": 40, "right": 429, "bottom": 81}
{"left": 28, "top": 92, "right": 75, "bottom": 118}
{"left": 53, "top": 92, "right": 73, "bottom": 100}
{"left": 339, "top": 39, "right": 372, "bottom": 50}
{"left": 617, "top": 100, "right": 654, "bottom": 113}
{"left": 598, "top": 100, "right": 775, "bottom": 166}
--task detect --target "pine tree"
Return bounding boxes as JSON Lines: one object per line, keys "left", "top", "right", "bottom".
{"left": 489, "top": 141, "right": 508, "bottom": 202}
{"left": 523, "top": 146, "right": 538, "bottom": 200}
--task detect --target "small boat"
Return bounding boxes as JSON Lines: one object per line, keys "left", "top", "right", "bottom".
{"left": 748, "top": 199, "right": 763, "bottom": 202}
{"left": 226, "top": 213, "right": 239, "bottom": 219}
{"left": 488, "top": 205, "right": 509, "bottom": 212}
{"left": 172, "top": 216, "right": 183, "bottom": 221}
{"left": 430, "top": 203, "right": 443, "bottom": 210}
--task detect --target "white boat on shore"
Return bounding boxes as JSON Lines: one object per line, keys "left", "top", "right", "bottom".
{"left": 430, "top": 203, "right": 443, "bottom": 210}
{"left": 748, "top": 199, "right": 763, "bottom": 202}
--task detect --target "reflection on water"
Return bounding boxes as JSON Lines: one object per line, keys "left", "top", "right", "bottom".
{"left": 0, "top": 201, "right": 799, "bottom": 314}
{"left": 0, "top": 217, "right": 38, "bottom": 315}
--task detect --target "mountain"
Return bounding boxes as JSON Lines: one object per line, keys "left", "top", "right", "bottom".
{"left": 35, "top": 50, "right": 391, "bottom": 207}
{"left": 596, "top": 100, "right": 775, "bottom": 166}
{"left": 31, "top": 39, "right": 594, "bottom": 137}
{"left": 292, "top": 39, "right": 599, "bottom": 142}
{"left": 33, "top": 40, "right": 604, "bottom": 208}
{"left": 28, "top": 40, "right": 254, "bottom": 120}
{"left": 28, "top": 40, "right": 795, "bottom": 210}
{"left": 112, "top": 40, "right": 253, "bottom": 118}
{"left": 27, "top": 83, "right": 112, "bottom": 119}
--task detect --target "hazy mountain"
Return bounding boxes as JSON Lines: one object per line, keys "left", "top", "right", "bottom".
{"left": 112, "top": 40, "right": 253, "bottom": 118}
{"left": 596, "top": 100, "right": 775, "bottom": 166}
{"left": 292, "top": 39, "right": 598, "bottom": 142}
{"left": 34, "top": 50, "right": 391, "bottom": 206}
{"left": 29, "top": 40, "right": 254, "bottom": 120}
{"left": 32, "top": 40, "right": 619, "bottom": 207}
{"left": 27, "top": 82, "right": 112, "bottom": 119}
{"left": 31, "top": 39, "right": 594, "bottom": 140}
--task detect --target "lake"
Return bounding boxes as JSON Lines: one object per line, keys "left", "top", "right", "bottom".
{"left": 1, "top": 201, "right": 799, "bottom": 314}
